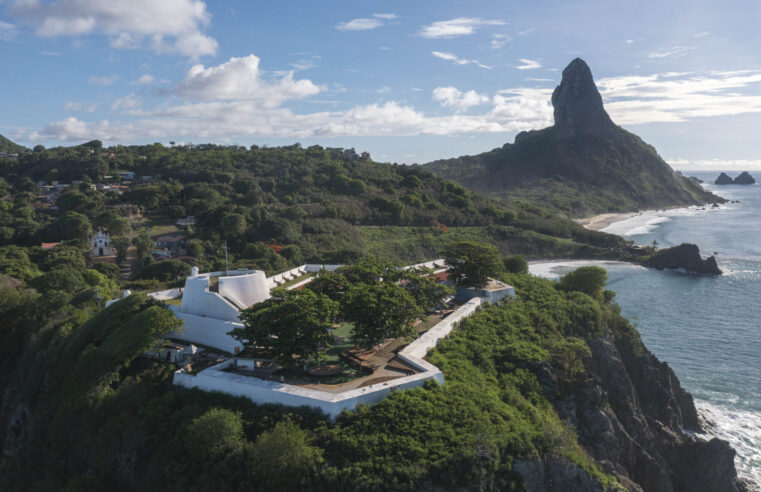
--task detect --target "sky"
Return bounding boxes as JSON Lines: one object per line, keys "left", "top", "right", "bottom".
{"left": 1, "top": 0, "right": 761, "bottom": 170}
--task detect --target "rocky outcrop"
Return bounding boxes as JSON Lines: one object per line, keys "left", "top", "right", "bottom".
{"left": 424, "top": 59, "right": 726, "bottom": 216}
{"left": 534, "top": 329, "right": 751, "bottom": 492}
{"left": 514, "top": 455, "right": 610, "bottom": 491}
{"left": 551, "top": 58, "right": 615, "bottom": 139}
{"left": 733, "top": 172, "right": 756, "bottom": 185}
{"left": 715, "top": 172, "right": 756, "bottom": 185}
{"left": 643, "top": 243, "right": 722, "bottom": 275}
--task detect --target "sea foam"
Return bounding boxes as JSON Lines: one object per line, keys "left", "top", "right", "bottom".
{"left": 697, "top": 400, "right": 761, "bottom": 486}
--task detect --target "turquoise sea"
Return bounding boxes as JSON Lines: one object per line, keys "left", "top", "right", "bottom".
{"left": 530, "top": 171, "right": 761, "bottom": 484}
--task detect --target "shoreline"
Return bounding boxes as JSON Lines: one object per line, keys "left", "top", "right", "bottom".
{"left": 574, "top": 212, "right": 640, "bottom": 231}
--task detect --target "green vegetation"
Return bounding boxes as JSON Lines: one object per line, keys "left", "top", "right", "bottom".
{"left": 0, "top": 140, "right": 638, "bottom": 281}
{"left": 0, "top": 264, "right": 640, "bottom": 490}
{"left": 442, "top": 241, "right": 504, "bottom": 287}
{"left": 503, "top": 254, "right": 529, "bottom": 274}
{"left": 232, "top": 289, "right": 339, "bottom": 368}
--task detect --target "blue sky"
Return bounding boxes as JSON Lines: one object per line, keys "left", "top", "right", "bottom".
{"left": 2, "top": 0, "right": 761, "bottom": 169}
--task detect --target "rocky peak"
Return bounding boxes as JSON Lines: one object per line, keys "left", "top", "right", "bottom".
{"left": 551, "top": 58, "right": 614, "bottom": 138}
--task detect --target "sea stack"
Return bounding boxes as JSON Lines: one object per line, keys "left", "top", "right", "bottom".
{"left": 551, "top": 58, "right": 614, "bottom": 139}
{"left": 715, "top": 172, "right": 734, "bottom": 185}
{"left": 733, "top": 171, "right": 756, "bottom": 184}
{"left": 643, "top": 243, "right": 722, "bottom": 275}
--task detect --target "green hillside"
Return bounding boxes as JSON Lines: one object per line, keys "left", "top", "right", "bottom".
{"left": 0, "top": 134, "right": 27, "bottom": 154}
{"left": 0, "top": 141, "right": 638, "bottom": 272}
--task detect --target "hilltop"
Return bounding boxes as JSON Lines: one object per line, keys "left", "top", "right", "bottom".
{"left": 424, "top": 59, "right": 724, "bottom": 217}
{"left": 0, "top": 134, "right": 27, "bottom": 154}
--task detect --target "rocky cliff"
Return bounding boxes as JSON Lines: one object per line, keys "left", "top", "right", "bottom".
{"left": 424, "top": 59, "right": 725, "bottom": 217}
{"left": 531, "top": 328, "right": 753, "bottom": 491}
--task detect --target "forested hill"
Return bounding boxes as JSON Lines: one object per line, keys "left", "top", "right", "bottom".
{"left": 0, "top": 140, "right": 637, "bottom": 271}
{"left": 424, "top": 58, "right": 723, "bottom": 217}
{"left": 0, "top": 134, "right": 27, "bottom": 154}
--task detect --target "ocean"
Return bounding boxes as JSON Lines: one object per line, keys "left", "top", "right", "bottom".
{"left": 530, "top": 171, "right": 761, "bottom": 484}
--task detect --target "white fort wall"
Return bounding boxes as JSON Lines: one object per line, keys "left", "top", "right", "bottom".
{"left": 168, "top": 307, "right": 243, "bottom": 354}
{"left": 173, "top": 297, "right": 492, "bottom": 418}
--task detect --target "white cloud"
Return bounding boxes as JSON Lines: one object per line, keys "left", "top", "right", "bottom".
{"left": 626, "top": 39, "right": 634, "bottom": 44}
{"left": 597, "top": 70, "right": 761, "bottom": 124}
{"left": 491, "top": 33, "right": 510, "bottom": 49}
{"left": 336, "top": 18, "right": 383, "bottom": 31}
{"left": 336, "top": 13, "right": 397, "bottom": 31}
{"left": 134, "top": 74, "right": 155, "bottom": 85}
{"left": 419, "top": 17, "right": 505, "bottom": 39}
{"left": 433, "top": 87, "right": 489, "bottom": 111}
{"left": 111, "top": 93, "right": 141, "bottom": 111}
{"left": 693, "top": 32, "right": 710, "bottom": 38}
{"left": 648, "top": 46, "right": 694, "bottom": 58}
{"left": 0, "top": 20, "right": 18, "bottom": 41}
{"left": 668, "top": 158, "right": 761, "bottom": 170}
{"left": 173, "top": 54, "right": 320, "bottom": 106}
{"left": 9, "top": 0, "right": 218, "bottom": 57}
{"left": 89, "top": 74, "right": 118, "bottom": 86}
{"left": 515, "top": 59, "right": 542, "bottom": 70}
{"left": 64, "top": 101, "right": 97, "bottom": 113}
{"left": 432, "top": 51, "right": 491, "bottom": 69}
{"left": 377, "top": 86, "right": 391, "bottom": 94}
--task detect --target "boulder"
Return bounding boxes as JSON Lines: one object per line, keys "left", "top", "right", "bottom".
{"left": 643, "top": 243, "right": 722, "bottom": 275}
{"left": 733, "top": 171, "right": 756, "bottom": 185}
{"left": 715, "top": 172, "right": 734, "bottom": 185}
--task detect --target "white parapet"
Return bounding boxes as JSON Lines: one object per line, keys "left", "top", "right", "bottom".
{"left": 169, "top": 306, "right": 243, "bottom": 354}
{"left": 180, "top": 275, "right": 241, "bottom": 322}
{"left": 219, "top": 270, "right": 270, "bottom": 309}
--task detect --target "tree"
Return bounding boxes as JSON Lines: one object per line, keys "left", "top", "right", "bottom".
{"left": 57, "top": 211, "right": 92, "bottom": 241}
{"left": 140, "top": 259, "right": 191, "bottom": 282}
{"left": 221, "top": 213, "right": 247, "bottom": 237}
{"left": 249, "top": 420, "right": 322, "bottom": 490}
{"left": 342, "top": 282, "right": 421, "bottom": 349}
{"left": 112, "top": 236, "right": 130, "bottom": 264}
{"left": 557, "top": 266, "right": 608, "bottom": 302}
{"left": 503, "top": 255, "right": 529, "bottom": 274}
{"left": 442, "top": 241, "right": 504, "bottom": 287}
{"left": 231, "top": 289, "right": 338, "bottom": 368}
{"left": 132, "top": 234, "right": 154, "bottom": 268}
{"left": 397, "top": 268, "right": 454, "bottom": 313}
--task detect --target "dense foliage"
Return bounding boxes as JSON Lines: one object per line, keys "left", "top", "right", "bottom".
{"left": 0, "top": 139, "right": 636, "bottom": 278}
{"left": 0, "top": 265, "right": 647, "bottom": 490}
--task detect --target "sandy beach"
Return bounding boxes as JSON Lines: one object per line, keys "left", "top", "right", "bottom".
{"left": 574, "top": 212, "right": 639, "bottom": 231}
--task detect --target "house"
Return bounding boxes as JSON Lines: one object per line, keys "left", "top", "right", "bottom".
{"left": 91, "top": 230, "right": 115, "bottom": 257}
{"left": 116, "top": 171, "right": 135, "bottom": 180}
{"left": 154, "top": 233, "right": 188, "bottom": 255}
{"left": 41, "top": 242, "right": 60, "bottom": 250}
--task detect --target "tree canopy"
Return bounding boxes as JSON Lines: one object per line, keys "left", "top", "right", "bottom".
{"left": 232, "top": 289, "right": 339, "bottom": 367}
{"left": 442, "top": 241, "right": 504, "bottom": 287}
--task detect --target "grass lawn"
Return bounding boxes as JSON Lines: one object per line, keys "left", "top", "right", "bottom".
{"left": 162, "top": 297, "right": 182, "bottom": 306}
{"left": 275, "top": 273, "right": 314, "bottom": 289}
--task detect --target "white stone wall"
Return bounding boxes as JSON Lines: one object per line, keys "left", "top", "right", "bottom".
{"left": 169, "top": 307, "right": 243, "bottom": 354}
{"left": 219, "top": 271, "right": 270, "bottom": 309}
{"left": 172, "top": 295, "right": 497, "bottom": 417}
{"left": 180, "top": 275, "right": 240, "bottom": 322}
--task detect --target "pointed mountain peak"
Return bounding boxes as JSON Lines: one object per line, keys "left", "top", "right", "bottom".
{"left": 551, "top": 58, "right": 614, "bottom": 138}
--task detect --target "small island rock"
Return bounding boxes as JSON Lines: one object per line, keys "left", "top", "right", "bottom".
{"left": 643, "top": 243, "right": 722, "bottom": 275}
{"left": 714, "top": 172, "right": 734, "bottom": 185}
{"left": 733, "top": 171, "right": 756, "bottom": 184}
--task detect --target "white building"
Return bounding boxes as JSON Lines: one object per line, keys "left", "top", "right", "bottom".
{"left": 168, "top": 267, "right": 270, "bottom": 353}
{"left": 92, "top": 230, "right": 114, "bottom": 257}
